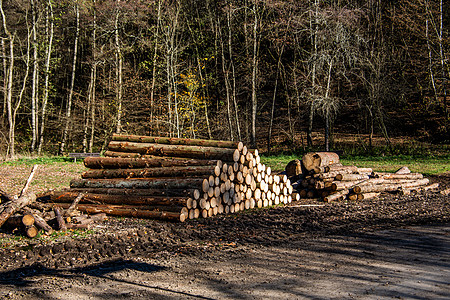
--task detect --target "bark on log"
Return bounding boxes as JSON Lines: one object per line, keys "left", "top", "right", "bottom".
{"left": 84, "top": 156, "right": 220, "bottom": 169}
{"left": 0, "top": 165, "right": 38, "bottom": 227}
{"left": 54, "top": 206, "right": 67, "bottom": 231}
{"left": 356, "top": 167, "right": 373, "bottom": 174}
{"left": 335, "top": 174, "right": 370, "bottom": 181}
{"left": 314, "top": 168, "right": 356, "bottom": 179}
{"left": 358, "top": 192, "right": 380, "bottom": 200}
{"left": 82, "top": 165, "right": 216, "bottom": 179}
{"left": 324, "top": 189, "right": 349, "bottom": 202}
{"left": 108, "top": 141, "right": 240, "bottom": 161}
{"left": 103, "top": 151, "right": 157, "bottom": 158}
{"left": 66, "top": 223, "right": 92, "bottom": 230}
{"left": 46, "top": 188, "right": 200, "bottom": 199}
{"left": 70, "top": 178, "right": 205, "bottom": 190}
{"left": 0, "top": 193, "right": 36, "bottom": 228}
{"left": 3, "top": 214, "right": 35, "bottom": 228}
{"left": 302, "top": 152, "right": 340, "bottom": 172}
{"left": 285, "top": 160, "right": 303, "bottom": 177}
{"left": 401, "top": 183, "right": 440, "bottom": 195}
{"left": 354, "top": 178, "right": 430, "bottom": 194}
{"left": 112, "top": 133, "right": 243, "bottom": 150}
{"left": 372, "top": 172, "right": 424, "bottom": 180}
{"left": 64, "top": 193, "right": 84, "bottom": 217}
{"left": 72, "top": 213, "right": 107, "bottom": 224}
{"left": 48, "top": 203, "right": 187, "bottom": 222}
{"left": 45, "top": 191, "right": 192, "bottom": 207}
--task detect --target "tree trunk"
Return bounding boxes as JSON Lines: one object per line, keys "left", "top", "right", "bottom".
{"left": 84, "top": 156, "right": 220, "bottom": 169}
{"left": 250, "top": 3, "right": 259, "bottom": 148}
{"left": 353, "top": 178, "right": 430, "bottom": 194}
{"left": 22, "top": 207, "right": 53, "bottom": 234}
{"left": 58, "top": 188, "right": 201, "bottom": 199}
{"left": 81, "top": 165, "right": 216, "bottom": 179}
{"left": 45, "top": 191, "right": 192, "bottom": 207}
{"left": 149, "top": 0, "right": 161, "bottom": 135}
{"left": 31, "top": 0, "right": 39, "bottom": 152}
{"left": 114, "top": 0, "right": 123, "bottom": 134}
{"left": 37, "top": 0, "right": 54, "bottom": 155}
{"left": 108, "top": 141, "right": 240, "bottom": 161}
{"left": 60, "top": 3, "right": 79, "bottom": 154}
{"left": 302, "top": 152, "right": 340, "bottom": 172}
{"left": 47, "top": 203, "right": 186, "bottom": 222}
{"left": 112, "top": 133, "right": 242, "bottom": 149}
{"left": 0, "top": 193, "right": 37, "bottom": 228}
{"left": 54, "top": 206, "right": 67, "bottom": 231}
{"left": 219, "top": 13, "right": 233, "bottom": 141}
{"left": 70, "top": 178, "right": 205, "bottom": 190}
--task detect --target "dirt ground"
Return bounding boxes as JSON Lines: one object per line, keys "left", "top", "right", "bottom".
{"left": 0, "top": 174, "right": 449, "bottom": 299}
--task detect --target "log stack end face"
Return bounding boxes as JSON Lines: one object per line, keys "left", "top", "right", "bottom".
{"left": 44, "top": 135, "right": 298, "bottom": 223}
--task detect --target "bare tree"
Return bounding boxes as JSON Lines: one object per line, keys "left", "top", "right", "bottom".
{"left": 250, "top": 0, "right": 260, "bottom": 148}
{"left": 37, "top": 0, "right": 54, "bottom": 155}
{"left": 60, "top": 2, "right": 80, "bottom": 154}
{"left": 114, "top": 0, "right": 123, "bottom": 134}
{"left": 30, "top": 0, "right": 39, "bottom": 152}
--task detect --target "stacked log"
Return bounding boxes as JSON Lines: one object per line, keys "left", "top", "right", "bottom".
{"left": 40, "top": 134, "right": 295, "bottom": 222}
{"left": 289, "top": 152, "right": 437, "bottom": 202}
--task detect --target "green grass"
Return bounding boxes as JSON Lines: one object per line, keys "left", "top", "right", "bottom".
{"left": 1, "top": 156, "right": 75, "bottom": 166}
{"left": 261, "top": 153, "right": 450, "bottom": 175}
{"left": 0, "top": 228, "right": 96, "bottom": 250}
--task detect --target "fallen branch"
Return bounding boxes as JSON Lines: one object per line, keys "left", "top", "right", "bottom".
{"left": 0, "top": 165, "right": 38, "bottom": 227}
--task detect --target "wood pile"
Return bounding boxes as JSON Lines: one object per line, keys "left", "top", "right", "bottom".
{"left": 40, "top": 134, "right": 296, "bottom": 222}
{"left": 0, "top": 166, "right": 107, "bottom": 238}
{"left": 289, "top": 152, "right": 439, "bottom": 202}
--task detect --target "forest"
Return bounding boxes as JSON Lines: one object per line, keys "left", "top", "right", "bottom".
{"left": 0, "top": 0, "right": 448, "bottom": 157}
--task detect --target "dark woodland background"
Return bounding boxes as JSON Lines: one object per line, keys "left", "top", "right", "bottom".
{"left": 0, "top": 0, "right": 448, "bottom": 157}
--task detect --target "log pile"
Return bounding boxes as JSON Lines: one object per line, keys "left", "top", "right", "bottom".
{"left": 0, "top": 165, "right": 107, "bottom": 238}
{"left": 289, "top": 152, "right": 438, "bottom": 202}
{"left": 40, "top": 134, "right": 296, "bottom": 222}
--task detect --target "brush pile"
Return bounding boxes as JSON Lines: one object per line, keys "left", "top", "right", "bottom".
{"left": 0, "top": 165, "right": 108, "bottom": 238}
{"left": 288, "top": 152, "right": 439, "bottom": 202}
{"left": 39, "top": 134, "right": 296, "bottom": 222}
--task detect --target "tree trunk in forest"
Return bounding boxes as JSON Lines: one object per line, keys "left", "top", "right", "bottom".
{"left": 218, "top": 13, "right": 233, "bottom": 141}
{"left": 1, "top": 39, "right": 6, "bottom": 118}
{"left": 149, "top": 0, "right": 161, "bottom": 135}
{"left": 228, "top": 8, "right": 240, "bottom": 141}
{"left": 250, "top": 3, "right": 259, "bottom": 149}
{"left": 83, "top": 0, "right": 98, "bottom": 153}
{"left": 31, "top": 0, "right": 39, "bottom": 152}
{"left": 1, "top": 0, "right": 15, "bottom": 157}
{"left": 6, "top": 34, "right": 15, "bottom": 158}
{"left": 115, "top": 0, "right": 123, "bottom": 134}
{"left": 60, "top": 3, "right": 79, "bottom": 154}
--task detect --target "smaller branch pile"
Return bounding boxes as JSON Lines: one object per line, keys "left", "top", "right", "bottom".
{"left": 0, "top": 166, "right": 107, "bottom": 238}
{"left": 41, "top": 134, "right": 296, "bottom": 222}
{"left": 288, "top": 152, "right": 439, "bottom": 202}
